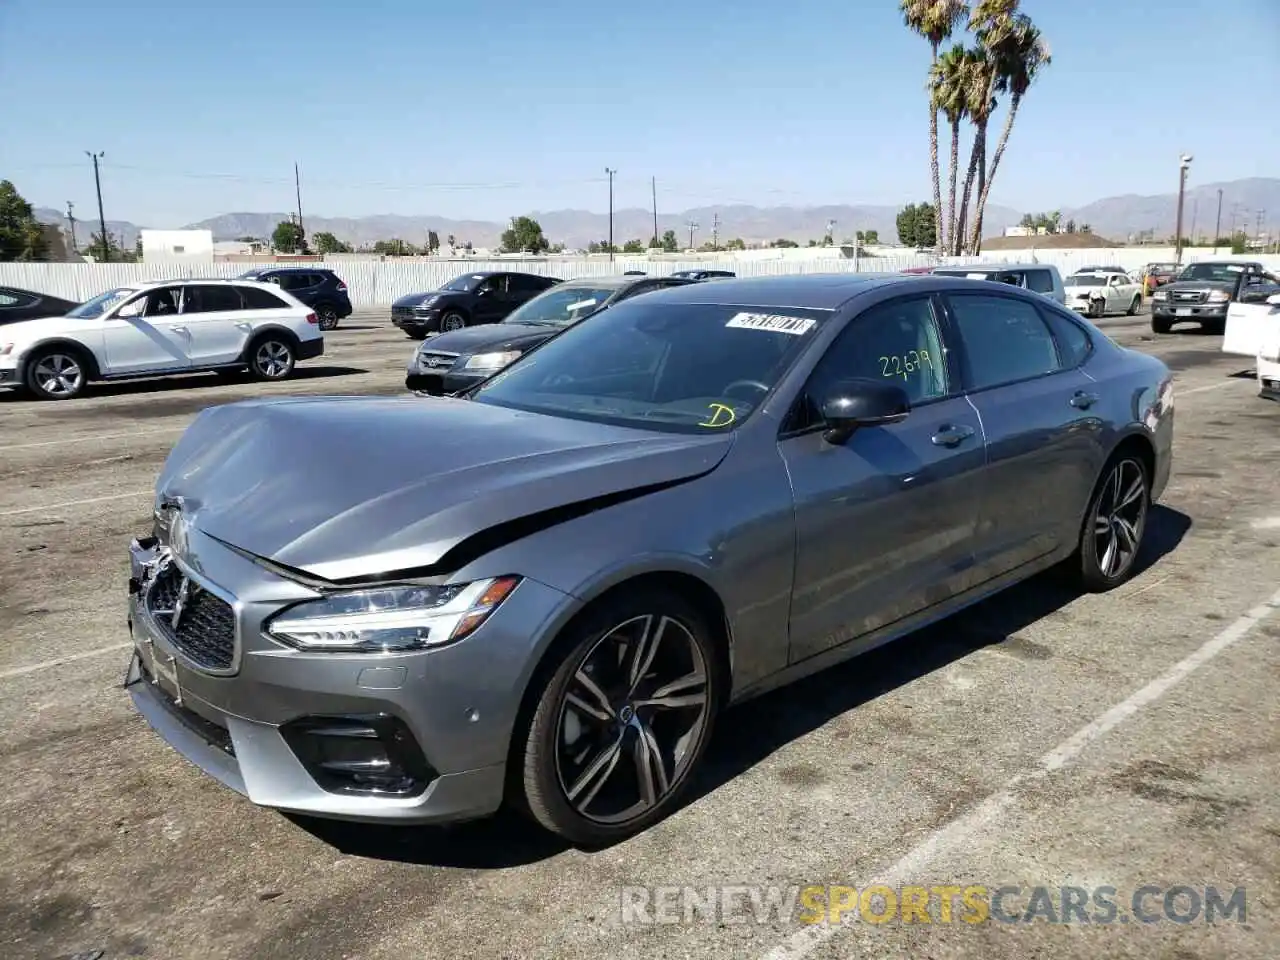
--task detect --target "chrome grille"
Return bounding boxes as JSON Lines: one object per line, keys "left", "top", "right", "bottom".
{"left": 1173, "top": 290, "right": 1207, "bottom": 303}
{"left": 392, "top": 306, "right": 415, "bottom": 319}
{"left": 146, "top": 559, "right": 236, "bottom": 671}
{"left": 418, "top": 351, "right": 459, "bottom": 370}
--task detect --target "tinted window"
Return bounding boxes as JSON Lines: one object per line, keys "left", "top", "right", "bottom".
{"left": 240, "top": 286, "right": 288, "bottom": 309}
{"left": 477, "top": 275, "right": 509, "bottom": 295}
{"left": 276, "top": 273, "right": 313, "bottom": 291}
{"left": 184, "top": 285, "right": 244, "bottom": 313}
{"left": 807, "top": 296, "right": 949, "bottom": 407}
{"left": 508, "top": 274, "right": 550, "bottom": 293}
{"left": 473, "top": 301, "right": 828, "bottom": 433}
{"left": 1040, "top": 307, "right": 1092, "bottom": 367}
{"left": 946, "top": 293, "right": 1061, "bottom": 390}
{"left": 0, "top": 289, "right": 35, "bottom": 308}
{"left": 1025, "top": 269, "right": 1056, "bottom": 293}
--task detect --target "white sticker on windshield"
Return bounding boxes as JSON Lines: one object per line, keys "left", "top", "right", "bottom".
{"left": 965, "top": 272, "right": 989, "bottom": 280}
{"left": 566, "top": 298, "right": 598, "bottom": 311}
{"left": 1227, "top": 265, "right": 1245, "bottom": 272}
{"left": 726, "top": 312, "right": 815, "bottom": 335}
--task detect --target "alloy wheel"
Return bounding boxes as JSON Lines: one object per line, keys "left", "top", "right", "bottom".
{"left": 317, "top": 306, "right": 339, "bottom": 331}
{"left": 33, "top": 353, "right": 84, "bottom": 398}
{"left": 554, "top": 614, "right": 710, "bottom": 825}
{"left": 441, "top": 313, "right": 466, "bottom": 332}
{"left": 1091, "top": 458, "right": 1147, "bottom": 580}
{"left": 255, "top": 341, "right": 293, "bottom": 378}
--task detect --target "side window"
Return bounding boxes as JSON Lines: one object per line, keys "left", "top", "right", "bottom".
{"left": 807, "top": 296, "right": 951, "bottom": 408}
{"left": 275, "top": 273, "right": 306, "bottom": 291}
{"left": 1025, "top": 269, "right": 1056, "bottom": 294}
{"left": 1039, "top": 307, "right": 1092, "bottom": 368}
{"left": 476, "top": 275, "right": 508, "bottom": 296}
{"left": 240, "top": 286, "right": 289, "bottom": 309}
{"left": 141, "top": 287, "right": 182, "bottom": 317}
{"left": 508, "top": 275, "right": 546, "bottom": 294}
{"left": 945, "top": 293, "right": 1061, "bottom": 390}
{"left": 0, "top": 289, "right": 34, "bottom": 308}
{"left": 183, "top": 285, "right": 244, "bottom": 313}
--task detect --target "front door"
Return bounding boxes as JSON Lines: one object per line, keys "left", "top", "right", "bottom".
{"left": 181, "top": 284, "right": 254, "bottom": 366}
{"left": 100, "top": 287, "right": 191, "bottom": 374}
{"left": 472, "top": 275, "right": 511, "bottom": 323}
{"left": 941, "top": 291, "right": 1106, "bottom": 579}
{"left": 780, "top": 293, "right": 987, "bottom": 664}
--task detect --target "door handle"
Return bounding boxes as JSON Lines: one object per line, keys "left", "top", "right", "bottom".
{"left": 1069, "top": 391, "right": 1100, "bottom": 409}
{"left": 167, "top": 325, "right": 189, "bottom": 335}
{"left": 931, "top": 424, "right": 975, "bottom": 447}
{"left": 235, "top": 321, "right": 252, "bottom": 332}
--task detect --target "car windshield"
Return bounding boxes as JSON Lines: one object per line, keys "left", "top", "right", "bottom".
{"left": 1067, "top": 275, "right": 1106, "bottom": 286}
{"left": 1177, "top": 263, "right": 1246, "bottom": 283}
{"left": 501, "top": 285, "right": 619, "bottom": 326}
{"left": 65, "top": 287, "right": 135, "bottom": 318}
{"left": 472, "top": 300, "right": 830, "bottom": 434}
{"left": 441, "top": 274, "right": 486, "bottom": 292}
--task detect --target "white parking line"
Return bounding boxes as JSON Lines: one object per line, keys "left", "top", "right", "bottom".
{"left": 0, "top": 642, "right": 133, "bottom": 681}
{"left": 0, "top": 489, "right": 152, "bottom": 518}
{"left": 0, "top": 427, "right": 184, "bottom": 452}
{"left": 1180, "top": 378, "right": 1251, "bottom": 396}
{"left": 760, "top": 583, "right": 1280, "bottom": 960}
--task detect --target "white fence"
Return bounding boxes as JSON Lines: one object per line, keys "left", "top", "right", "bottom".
{"left": 3, "top": 249, "right": 1278, "bottom": 309}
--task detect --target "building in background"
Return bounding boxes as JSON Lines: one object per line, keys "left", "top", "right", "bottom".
{"left": 141, "top": 229, "right": 214, "bottom": 262}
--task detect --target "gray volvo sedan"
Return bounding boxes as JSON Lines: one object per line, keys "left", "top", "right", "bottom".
{"left": 123, "top": 274, "right": 1174, "bottom": 845}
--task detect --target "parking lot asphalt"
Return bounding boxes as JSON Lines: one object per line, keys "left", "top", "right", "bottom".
{"left": 1, "top": 307, "right": 1277, "bottom": 960}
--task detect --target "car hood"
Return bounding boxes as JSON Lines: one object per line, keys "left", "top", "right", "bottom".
{"left": 154, "top": 396, "right": 732, "bottom": 581}
{"left": 1064, "top": 284, "right": 1104, "bottom": 295}
{"left": 392, "top": 290, "right": 468, "bottom": 308}
{"left": 1159, "top": 279, "right": 1236, "bottom": 294}
{"left": 418, "top": 322, "right": 563, "bottom": 355}
{"left": 0, "top": 314, "right": 76, "bottom": 341}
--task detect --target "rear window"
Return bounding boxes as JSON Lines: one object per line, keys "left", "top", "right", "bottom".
{"left": 1025, "top": 269, "right": 1055, "bottom": 293}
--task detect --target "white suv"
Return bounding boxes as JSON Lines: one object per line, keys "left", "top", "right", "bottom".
{"left": 0, "top": 278, "right": 324, "bottom": 400}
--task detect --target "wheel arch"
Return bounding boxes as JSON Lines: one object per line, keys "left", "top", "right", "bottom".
{"left": 22, "top": 337, "right": 102, "bottom": 382}
{"left": 240, "top": 324, "right": 302, "bottom": 363}
{"left": 502, "top": 567, "right": 733, "bottom": 803}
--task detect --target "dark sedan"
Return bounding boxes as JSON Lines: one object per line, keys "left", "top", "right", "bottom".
{"left": 0, "top": 286, "right": 79, "bottom": 325}
{"left": 124, "top": 272, "right": 1171, "bottom": 846}
{"left": 391, "top": 271, "right": 561, "bottom": 339}
{"left": 406, "top": 275, "right": 695, "bottom": 395}
{"left": 1150, "top": 260, "right": 1280, "bottom": 333}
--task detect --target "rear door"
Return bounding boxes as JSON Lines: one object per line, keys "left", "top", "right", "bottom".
{"left": 941, "top": 290, "right": 1106, "bottom": 580}
{"left": 779, "top": 292, "right": 988, "bottom": 663}
{"left": 181, "top": 284, "right": 254, "bottom": 365}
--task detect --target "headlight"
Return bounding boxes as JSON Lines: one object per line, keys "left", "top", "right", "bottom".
{"left": 463, "top": 350, "right": 522, "bottom": 372}
{"left": 417, "top": 296, "right": 439, "bottom": 308}
{"left": 1207, "top": 290, "right": 1229, "bottom": 302}
{"left": 1151, "top": 291, "right": 1168, "bottom": 300}
{"left": 266, "top": 576, "right": 520, "bottom": 652}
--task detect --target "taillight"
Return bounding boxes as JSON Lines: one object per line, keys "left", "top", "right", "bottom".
{"left": 336, "top": 283, "right": 348, "bottom": 292}
{"left": 306, "top": 312, "right": 318, "bottom": 325}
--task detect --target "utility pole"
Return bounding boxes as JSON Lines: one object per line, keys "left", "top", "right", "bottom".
{"left": 686, "top": 219, "right": 699, "bottom": 251}
{"left": 1214, "top": 188, "right": 1223, "bottom": 246}
{"left": 651, "top": 176, "right": 658, "bottom": 248}
{"left": 711, "top": 212, "right": 720, "bottom": 251}
{"left": 605, "top": 168, "right": 616, "bottom": 261}
{"left": 1257, "top": 209, "right": 1266, "bottom": 251}
{"left": 86, "top": 151, "right": 108, "bottom": 262}
{"left": 1189, "top": 198, "right": 1198, "bottom": 245}
{"left": 1173, "top": 153, "right": 1192, "bottom": 264}
{"left": 65, "top": 201, "right": 77, "bottom": 254}
{"left": 294, "top": 162, "right": 304, "bottom": 253}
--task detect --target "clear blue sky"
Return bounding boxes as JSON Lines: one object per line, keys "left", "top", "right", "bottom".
{"left": 2, "top": 0, "right": 1276, "bottom": 226}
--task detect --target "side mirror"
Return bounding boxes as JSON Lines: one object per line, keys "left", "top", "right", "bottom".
{"left": 115, "top": 299, "right": 144, "bottom": 319}
{"left": 820, "top": 378, "right": 910, "bottom": 444}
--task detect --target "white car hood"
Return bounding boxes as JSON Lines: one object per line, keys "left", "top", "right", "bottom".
{"left": 0, "top": 315, "right": 76, "bottom": 345}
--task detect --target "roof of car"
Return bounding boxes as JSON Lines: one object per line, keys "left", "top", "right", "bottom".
{"left": 115, "top": 277, "right": 281, "bottom": 291}
{"left": 933, "top": 262, "right": 1054, "bottom": 273}
{"left": 239, "top": 266, "right": 336, "bottom": 274}
{"left": 555, "top": 275, "right": 663, "bottom": 290}
{"left": 614, "top": 273, "right": 915, "bottom": 309}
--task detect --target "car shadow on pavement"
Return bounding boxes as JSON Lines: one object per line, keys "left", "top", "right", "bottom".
{"left": 290, "top": 504, "right": 1191, "bottom": 868}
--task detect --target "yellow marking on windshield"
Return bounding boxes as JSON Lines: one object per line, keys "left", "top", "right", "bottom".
{"left": 698, "top": 403, "right": 737, "bottom": 428}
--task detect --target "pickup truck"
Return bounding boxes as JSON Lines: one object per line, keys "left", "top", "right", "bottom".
{"left": 1150, "top": 260, "right": 1280, "bottom": 334}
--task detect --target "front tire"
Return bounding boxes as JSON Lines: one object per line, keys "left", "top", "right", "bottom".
{"left": 440, "top": 311, "right": 467, "bottom": 332}
{"left": 1127, "top": 295, "right": 1140, "bottom": 316}
{"left": 25, "top": 346, "right": 89, "bottom": 400}
{"left": 1074, "top": 453, "right": 1150, "bottom": 592}
{"left": 1151, "top": 317, "right": 1171, "bottom": 334}
{"left": 1088, "top": 298, "right": 1105, "bottom": 319}
{"left": 248, "top": 336, "right": 296, "bottom": 381}
{"left": 517, "top": 588, "right": 722, "bottom": 846}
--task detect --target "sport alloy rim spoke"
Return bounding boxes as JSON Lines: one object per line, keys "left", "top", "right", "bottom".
{"left": 35, "top": 355, "right": 81, "bottom": 395}
{"left": 258, "top": 343, "right": 289, "bottom": 376}
{"left": 1092, "top": 459, "right": 1146, "bottom": 579}
{"left": 554, "top": 611, "right": 711, "bottom": 825}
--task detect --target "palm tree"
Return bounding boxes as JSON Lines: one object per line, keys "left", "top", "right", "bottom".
{"left": 900, "top": 0, "right": 968, "bottom": 254}
{"left": 969, "top": 14, "right": 1050, "bottom": 252}
{"left": 951, "top": 46, "right": 998, "bottom": 254}
{"left": 930, "top": 45, "right": 972, "bottom": 255}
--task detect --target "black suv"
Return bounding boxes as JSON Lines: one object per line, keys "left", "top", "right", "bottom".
{"left": 237, "top": 267, "right": 352, "bottom": 330}
{"left": 390, "top": 271, "right": 561, "bottom": 339}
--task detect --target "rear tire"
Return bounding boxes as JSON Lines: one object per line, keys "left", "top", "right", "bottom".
{"left": 25, "top": 346, "right": 90, "bottom": 400}
{"left": 315, "top": 304, "right": 340, "bottom": 331}
{"left": 1073, "top": 452, "right": 1151, "bottom": 592}
{"left": 248, "top": 335, "right": 297, "bottom": 381}
{"left": 516, "top": 587, "right": 722, "bottom": 846}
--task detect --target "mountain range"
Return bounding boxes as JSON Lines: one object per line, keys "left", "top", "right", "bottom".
{"left": 34, "top": 177, "right": 1279, "bottom": 251}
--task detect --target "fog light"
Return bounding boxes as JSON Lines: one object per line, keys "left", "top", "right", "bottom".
{"left": 280, "top": 714, "right": 436, "bottom": 797}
